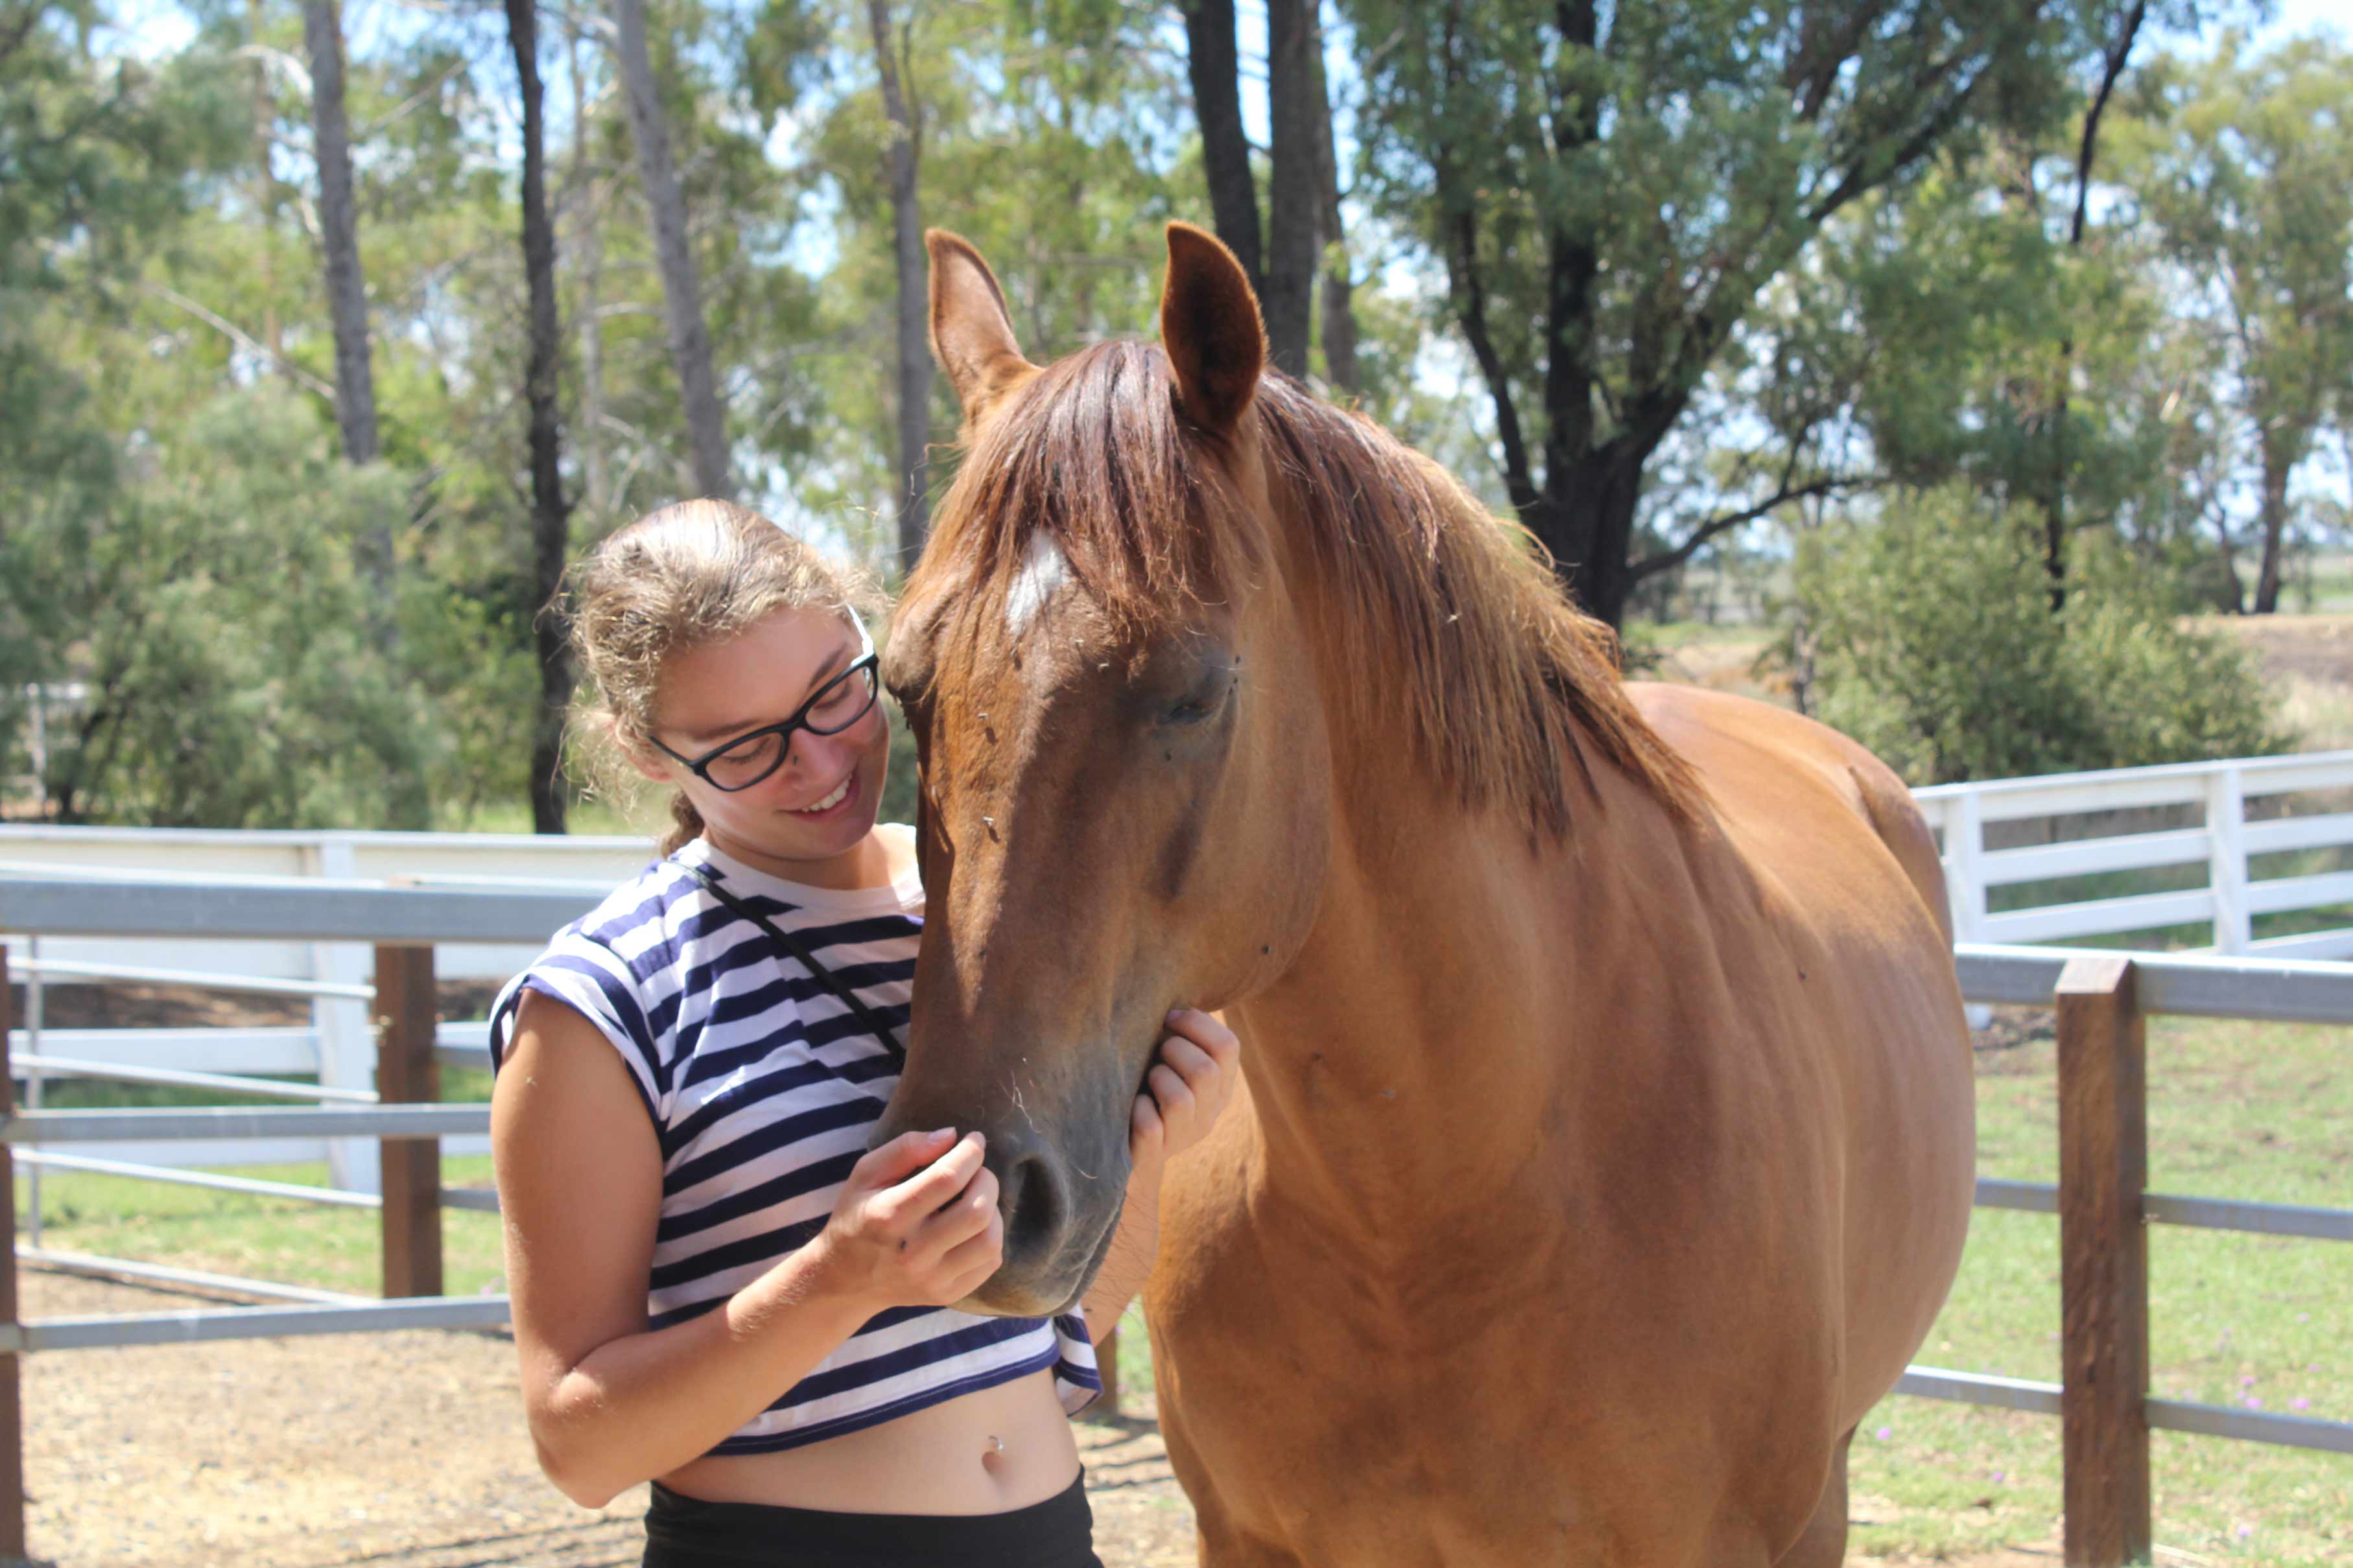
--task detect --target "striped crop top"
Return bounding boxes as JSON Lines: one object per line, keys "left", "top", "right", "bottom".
{"left": 486, "top": 828, "right": 1098, "bottom": 1455}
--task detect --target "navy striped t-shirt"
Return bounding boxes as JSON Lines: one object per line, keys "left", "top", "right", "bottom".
{"left": 487, "top": 828, "right": 1098, "bottom": 1455}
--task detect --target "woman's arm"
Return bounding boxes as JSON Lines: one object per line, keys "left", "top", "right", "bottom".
{"left": 1076, "top": 1007, "right": 1240, "bottom": 1345}
{"left": 492, "top": 990, "right": 1003, "bottom": 1507}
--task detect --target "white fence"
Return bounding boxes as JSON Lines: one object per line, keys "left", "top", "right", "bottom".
{"left": 8, "top": 747, "right": 2353, "bottom": 1186}
{"left": 0, "top": 828, "right": 651, "bottom": 1189}
{"left": 1915, "top": 749, "right": 2353, "bottom": 960}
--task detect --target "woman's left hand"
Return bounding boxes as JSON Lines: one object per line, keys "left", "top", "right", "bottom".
{"left": 1130, "top": 1007, "right": 1242, "bottom": 1172}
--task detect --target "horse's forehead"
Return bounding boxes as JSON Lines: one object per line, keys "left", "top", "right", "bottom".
{"left": 1003, "top": 531, "right": 1073, "bottom": 638}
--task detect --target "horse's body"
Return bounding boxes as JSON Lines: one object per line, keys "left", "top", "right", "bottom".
{"left": 1148, "top": 682, "right": 1971, "bottom": 1565}
{"left": 881, "top": 225, "right": 1974, "bottom": 1566}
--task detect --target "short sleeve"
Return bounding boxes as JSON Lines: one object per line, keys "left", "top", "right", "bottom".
{"left": 487, "top": 930, "right": 668, "bottom": 1127}
{"left": 1052, "top": 1307, "right": 1102, "bottom": 1416}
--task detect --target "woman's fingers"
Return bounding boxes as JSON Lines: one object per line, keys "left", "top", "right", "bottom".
{"left": 871, "top": 1130, "right": 986, "bottom": 1230}
{"left": 914, "top": 1164, "right": 999, "bottom": 1252}
{"left": 1165, "top": 1007, "right": 1240, "bottom": 1066}
{"left": 1148, "top": 1061, "right": 1197, "bottom": 1121}
{"left": 934, "top": 1207, "right": 1006, "bottom": 1295}
{"left": 1157, "top": 1035, "right": 1216, "bottom": 1083}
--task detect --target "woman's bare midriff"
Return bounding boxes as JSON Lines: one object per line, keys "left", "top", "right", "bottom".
{"left": 656, "top": 1367, "right": 1081, "bottom": 1515}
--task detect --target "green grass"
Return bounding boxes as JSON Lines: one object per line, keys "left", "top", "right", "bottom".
{"left": 1847, "top": 1015, "right": 2353, "bottom": 1565}
{"left": 15, "top": 1019, "right": 2348, "bottom": 1559}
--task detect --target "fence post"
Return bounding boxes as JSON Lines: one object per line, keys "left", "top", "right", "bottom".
{"left": 0, "top": 946, "right": 27, "bottom": 1560}
{"left": 2206, "top": 766, "right": 2251, "bottom": 955}
{"left": 314, "top": 836, "right": 378, "bottom": 1196}
{"left": 375, "top": 944, "right": 443, "bottom": 1298}
{"left": 1950, "top": 789, "right": 1994, "bottom": 1029}
{"left": 2057, "top": 954, "right": 2151, "bottom": 1568}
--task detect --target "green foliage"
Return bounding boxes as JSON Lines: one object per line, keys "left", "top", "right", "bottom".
{"left": 10, "top": 390, "right": 442, "bottom": 826}
{"left": 1797, "top": 486, "right": 2288, "bottom": 783}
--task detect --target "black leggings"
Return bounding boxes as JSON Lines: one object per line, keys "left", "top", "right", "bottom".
{"left": 640, "top": 1472, "right": 1104, "bottom": 1568}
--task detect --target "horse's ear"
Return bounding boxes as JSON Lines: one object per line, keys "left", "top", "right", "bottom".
{"left": 928, "top": 229, "right": 1035, "bottom": 427}
{"left": 1159, "top": 222, "right": 1265, "bottom": 438}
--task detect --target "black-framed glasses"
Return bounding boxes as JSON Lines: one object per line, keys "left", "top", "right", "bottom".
{"left": 652, "top": 619, "right": 881, "bottom": 792}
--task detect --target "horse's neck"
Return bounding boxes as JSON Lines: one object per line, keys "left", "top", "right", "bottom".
{"left": 1228, "top": 762, "right": 1664, "bottom": 1242}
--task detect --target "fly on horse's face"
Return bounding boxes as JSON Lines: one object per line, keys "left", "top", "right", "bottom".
{"left": 873, "top": 226, "right": 1332, "bottom": 1315}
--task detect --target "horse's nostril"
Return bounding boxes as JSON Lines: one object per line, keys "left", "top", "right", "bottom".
{"left": 999, "top": 1153, "right": 1064, "bottom": 1260}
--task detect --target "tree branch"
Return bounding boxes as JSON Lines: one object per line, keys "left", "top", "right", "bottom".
{"left": 1437, "top": 0, "right": 1537, "bottom": 514}
{"left": 1631, "top": 474, "right": 1876, "bottom": 581}
{"left": 143, "top": 282, "right": 341, "bottom": 403}
{"left": 2071, "top": 1, "right": 2146, "bottom": 246}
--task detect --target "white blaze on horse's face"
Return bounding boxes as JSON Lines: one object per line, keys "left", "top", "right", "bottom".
{"left": 1003, "top": 532, "right": 1070, "bottom": 638}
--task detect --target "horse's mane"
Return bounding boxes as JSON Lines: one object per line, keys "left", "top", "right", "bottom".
{"left": 911, "top": 340, "right": 1704, "bottom": 836}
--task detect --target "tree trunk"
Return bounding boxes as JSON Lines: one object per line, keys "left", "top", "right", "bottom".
{"left": 1181, "top": 0, "right": 1263, "bottom": 297}
{"left": 571, "top": 21, "right": 611, "bottom": 525}
{"left": 506, "top": 0, "right": 572, "bottom": 835}
{"left": 1528, "top": 455, "right": 1644, "bottom": 633}
{"left": 303, "top": 0, "right": 378, "bottom": 468}
{"left": 2046, "top": 1, "right": 2148, "bottom": 615}
{"left": 248, "top": 0, "right": 282, "bottom": 365}
{"left": 1262, "top": 0, "right": 1319, "bottom": 378}
{"left": 869, "top": 0, "right": 932, "bottom": 575}
{"left": 612, "top": 0, "right": 733, "bottom": 501}
{"left": 2253, "top": 428, "right": 2300, "bottom": 615}
{"left": 1308, "top": 1, "right": 1357, "bottom": 393}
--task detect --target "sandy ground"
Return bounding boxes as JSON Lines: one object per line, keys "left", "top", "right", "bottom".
{"left": 16, "top": 1270, "right": 1196, "bottom": 1568}
{"left": 12, "top": 1270, "right": 2070, "bottom": 1568}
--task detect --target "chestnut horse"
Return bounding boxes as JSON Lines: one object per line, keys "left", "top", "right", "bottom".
{"left": 876, "top": 224, "right": 1974, "bottom": 1567}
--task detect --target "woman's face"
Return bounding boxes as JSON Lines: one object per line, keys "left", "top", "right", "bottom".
{"left": 640, "top": 606, "right": 892, "bottom": 876}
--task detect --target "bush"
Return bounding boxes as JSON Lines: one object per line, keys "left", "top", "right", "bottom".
{"left": 1795, "top": 486, "right": 2288, "bottom": 784}
{"left": 8, "top": 390, "right": 445, "bottom": 827}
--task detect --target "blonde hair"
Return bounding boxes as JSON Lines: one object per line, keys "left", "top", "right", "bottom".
{"left": 564, "top": 499, "right": 880, "bottom": 854}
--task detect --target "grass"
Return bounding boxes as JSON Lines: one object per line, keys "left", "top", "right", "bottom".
{"left": 1846, "top": 1014, "right": 2352, "bottom": 1565}
{"left": 13, "top": 1020, "right": 2348, "bottom": 1560}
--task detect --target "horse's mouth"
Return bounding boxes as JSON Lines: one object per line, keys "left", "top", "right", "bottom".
{"left": 963, "top": 1178, "right": 1127, "bottom": 1318}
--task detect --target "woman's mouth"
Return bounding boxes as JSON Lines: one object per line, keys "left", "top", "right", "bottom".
{"left": 792, "top": 768, "right": 857, "bottom": 817}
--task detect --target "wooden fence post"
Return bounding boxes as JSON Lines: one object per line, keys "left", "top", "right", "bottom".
{"left": 0, "top": 946, "right": 27, "bottom": 1562}
{"left": 2057, "top": 954, "right": 2151, "bottom": 1568}
{"left": 375, "top": 944, "right": 442, "bottom": 1298}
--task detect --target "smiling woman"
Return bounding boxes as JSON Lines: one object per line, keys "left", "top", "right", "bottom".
{"left": 479, "top": 498, "right": 1244, "bottom": 1567}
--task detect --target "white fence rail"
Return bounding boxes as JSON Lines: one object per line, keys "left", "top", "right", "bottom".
{"left": 1914, "top": 749, "right": 2353, "bottom": 960}
{"left": 8, "top": 749, "right": 2353, "bottom": 1186}
{"left": 0, "top": 828, "right": 643, "bottom": 1189}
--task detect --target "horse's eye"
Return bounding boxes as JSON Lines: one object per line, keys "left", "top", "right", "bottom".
{"left": 1161, "top": 697, "right": 1215, "bottom": 726}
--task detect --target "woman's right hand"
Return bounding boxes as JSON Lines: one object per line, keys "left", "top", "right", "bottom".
{"left": 811, "top": 1128, "right": 1004, "bottom": 1311}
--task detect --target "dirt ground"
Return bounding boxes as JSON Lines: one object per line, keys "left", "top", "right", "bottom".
{"left": 17, "top": 1269, "right": 1197, "bottom": 1568}
{"left": 14, "top": 1270, "right": 2073, "bottom": 1568}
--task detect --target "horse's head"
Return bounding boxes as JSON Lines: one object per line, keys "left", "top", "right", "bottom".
{"left": 874, "top": 226, "right": 1334, "bottom": 1315}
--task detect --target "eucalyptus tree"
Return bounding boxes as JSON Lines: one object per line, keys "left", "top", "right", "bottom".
{"left": 866, "top": 0, "right": 931, "bottom": 570}
{"left": 613, "top": 0, "right": 733, "bottom": 499}
{"left": 504, "top": 0, "right": 573, "bottom": 831}
{"left": 1338, "top": 0, "right": 2101, "bottom": 629}
{"left": 2118, "top": 34, "right": 2353, "bottom": 613}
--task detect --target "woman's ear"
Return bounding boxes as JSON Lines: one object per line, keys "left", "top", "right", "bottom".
{"left": 611, "top": 713, "right": 674, "bottom": 785}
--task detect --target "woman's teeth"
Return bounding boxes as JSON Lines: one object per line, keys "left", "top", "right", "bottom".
{"left": 796, "top": 775, "right": 852, "bottom": 814}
